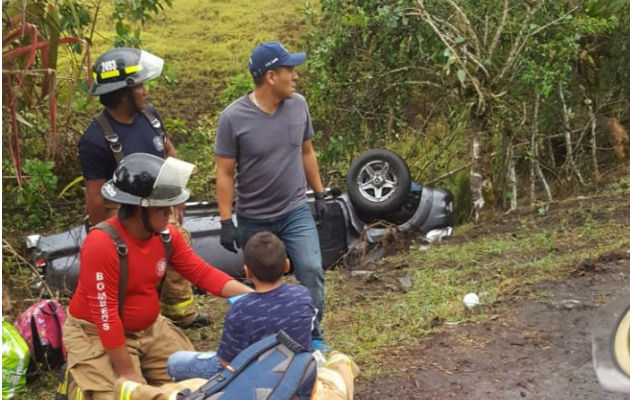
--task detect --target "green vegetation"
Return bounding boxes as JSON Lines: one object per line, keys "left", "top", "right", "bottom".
{"left": 3, "top": 158, "right": 57, "bottom": 228}
{"left": 10, "top": 174, "right": 628, "bottom": 398}
{"left": 3, "top": 0, "right": 630, "bottom": 396}
{"left": 124, "top": 0, "right": 316, "bottom": 120}
{"left": 305, "top": 0, "right": 629, "bottom": 218}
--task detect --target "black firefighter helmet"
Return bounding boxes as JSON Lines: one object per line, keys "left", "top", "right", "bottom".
{"left": 101, "top": 153, "right": 194, "bottom": 207}
{"left": 91, "top": 48, "right": 163, "bottom": 96}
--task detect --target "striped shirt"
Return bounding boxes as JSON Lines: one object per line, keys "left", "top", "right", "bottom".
{"left": 217, "top": 284, "right": 315, "bottom": 361}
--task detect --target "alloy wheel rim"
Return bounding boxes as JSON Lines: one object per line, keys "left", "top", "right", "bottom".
{"left": 357, "top": 160, "right": 398, "bottom": 203}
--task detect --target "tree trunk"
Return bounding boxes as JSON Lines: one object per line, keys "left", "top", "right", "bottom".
{"left": 469, "top": 118, "right": 495, "bottom": 223}
{"left": 558, "top": 84, "right": 585, "bottom": 185}
{"left": 546, "top": 137, "right": 557, "bottom": 169}
{"left": 530, "top": 130, "right": 537, "bottom": 205}
{"left": 530, "top": 93, "right": 552, "bottom": 204}
{"left": 586, "top": 100, "right": 599, "bottom": 182}
{"left": 500, "top": 128, "right": 511, "bottom": 210}
{"left": 535, "top": 160, "right": 553, "bottom": 201}
{"left": 470, "top": 131, "right": 483, "bottom": 223}
{"left": 530, "top": 94, "right": 539, "bottom": 206}
{"left": 509, "top": 151, "right": 517, "bottom": 212}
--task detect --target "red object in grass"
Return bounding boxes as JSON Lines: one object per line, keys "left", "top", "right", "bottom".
{"left": 2, "top": 23, "right": 91, "bottom": 183}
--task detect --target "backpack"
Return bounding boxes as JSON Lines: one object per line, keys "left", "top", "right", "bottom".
{"left": 15, "top": 299, "right": 67, "bottom": 371}
{"left": 184, "top": 330, "right": 317, "bottom": 400}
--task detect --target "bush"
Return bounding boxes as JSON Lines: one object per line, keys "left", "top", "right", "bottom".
{"left": 177, "top": 115, "right": 218, "bottom": 201}
{"left": 3, "top": 158, "right": 58, "bottom": 229}
{"left": 219, "top": 72, "right": 254, "bottom": 108}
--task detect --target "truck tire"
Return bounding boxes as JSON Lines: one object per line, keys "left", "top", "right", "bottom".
{"left": 346, "top": 149, "right": 411, "bottom": 215}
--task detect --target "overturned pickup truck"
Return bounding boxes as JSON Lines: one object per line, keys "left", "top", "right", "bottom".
{"left": 26, "top": 150, "right": 455, "bottom": 294}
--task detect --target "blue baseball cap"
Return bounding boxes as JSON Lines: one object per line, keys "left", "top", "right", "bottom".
{"left": 248, "top": 41, "right": 306, "bottom": 78}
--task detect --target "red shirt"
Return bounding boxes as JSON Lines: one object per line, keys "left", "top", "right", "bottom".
{"left": 68, "top": 217, "right": 233, "bottom": 349}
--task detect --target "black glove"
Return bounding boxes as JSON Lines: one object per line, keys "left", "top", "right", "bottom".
{"left": 220, "top": 219, "right": 240, "bottom": 253}
{"left": 314, "top": 191, "right": 327, "bottom": 223}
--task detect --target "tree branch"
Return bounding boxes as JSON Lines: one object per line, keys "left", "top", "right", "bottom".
{"left": 416, "top": 0, "right": 486, "bottom": 112}
{"left": 459, "top": 46, "right": 490, "bottom": 81}
{"left": 2, "top": 239, "right": 54, "bottom": 298}
{"left": 444, "top": 0, "right": 482, "bottom": 57}
{"left": 498, "top": 5, "right": 578, "bottom": 82}
{"left": 427, "top": 162, "right": 473, "bottom": 185}
{"left": 497, "top": 4, "right": 537, "bottom": 82}
{"left": 423, "top": 13, "right": 491, "bottom": 81}
{"left": 530, "top": 6, "right": 578, "bottom": 36}
{"left": 488, "top": 0, "right": 509, "bottom": 60}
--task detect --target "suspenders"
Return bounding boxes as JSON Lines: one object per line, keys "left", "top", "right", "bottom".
{"left": 91, "top": 109, "right": 171, "bottom": 317}
{"left": 94, "top": 108, "right": 168, "bottom": 166}
{"left": 91, "top": 221, "right": 172, "bottom": 318}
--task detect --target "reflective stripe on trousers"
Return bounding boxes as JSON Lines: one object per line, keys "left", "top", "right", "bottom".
{"left": 160, "top": 296, "right": 193, "bottom": 317}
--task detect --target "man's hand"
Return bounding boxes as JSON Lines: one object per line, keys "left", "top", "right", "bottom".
{"left": 314, "top": 192, "right": 327, "bottom": 223}
{"left": 220, "top": 219, "right": 240, "bottom": 253}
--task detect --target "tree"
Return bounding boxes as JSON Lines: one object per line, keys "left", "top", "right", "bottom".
{"left": 2, "top": 0, "right": 174, "bottom": 230}
{"left": 305, "top": 0, "right": 437, "bottom": 165}
{"left": 2, "top": 0, "right": 174, "bottom": 173}
{"left": 414, "top": 0, "right": 591, "bottom": 221}
{"left": 306, "top": 0, "right": 626, "bottom": 222}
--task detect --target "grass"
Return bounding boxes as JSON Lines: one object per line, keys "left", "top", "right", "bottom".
{"left": 317, "top": 178, "right": 629, "bottom": 377}
{"left": 87, "top": 0, "right": 317, "bottom": 122}
{"left": 11, "top": 177, "right": 629, "bottom": 398}
{"left": 140, "top": 0, "right": 313, "bottom": 79}
{"left": 7, "top": 0, "right": 630, "bottom": 395}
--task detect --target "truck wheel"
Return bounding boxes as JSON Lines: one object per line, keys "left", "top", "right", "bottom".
{"left": 346, "top": 149, "right": 411, "bottom": 215}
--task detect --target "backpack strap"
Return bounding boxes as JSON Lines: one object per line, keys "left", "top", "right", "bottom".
{"left": 91, "top": 223, "right": 173, "bottom": 315}
{"left": 156, "top": 229, "right": 172, "bottom": 294}
{"left": 94, "top": 111, "right": 125, "bottom": 166}
{"left": 268, "top": 352, "right": 317, "bottom": 400}
{"left": 268, "top": 330, "right": 315, "bottom": 400}
{"left": 159, "top": 229, "right": 172, "bottom": 262}
{"left": 91, "top": 222, "right": 128, "bottom": 318}
{"left": 140, "top": 108, "right": 168, "bottom": 158}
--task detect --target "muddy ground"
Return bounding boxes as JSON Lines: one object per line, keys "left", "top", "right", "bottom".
{"left": 354, "top": 251, "right": 629, "bottom": 400}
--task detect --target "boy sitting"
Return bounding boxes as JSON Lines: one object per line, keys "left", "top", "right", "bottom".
{"left": 167, "top": 231, "right": 316, "bottom": 380}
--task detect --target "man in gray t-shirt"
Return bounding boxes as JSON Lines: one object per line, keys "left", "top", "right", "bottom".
{"left": 215, "top": 41, "right": 329, "bottom": 351}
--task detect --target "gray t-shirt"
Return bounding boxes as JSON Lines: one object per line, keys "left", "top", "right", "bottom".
{"left": 215, "top": 92, "right": 314, "bottom": 219}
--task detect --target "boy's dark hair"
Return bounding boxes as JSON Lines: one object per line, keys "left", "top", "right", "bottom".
{"left": 244, "top": 231, "right": 287, "bottom": 283}
{"left": 99, "top": 87, "right": 131, "bottom": 108}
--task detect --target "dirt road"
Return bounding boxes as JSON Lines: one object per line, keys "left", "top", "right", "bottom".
{"left": 355, "top": 252, "right": 629, "bottom": 400}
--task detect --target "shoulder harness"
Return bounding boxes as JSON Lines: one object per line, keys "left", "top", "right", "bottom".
{"left": 94, "top": 107, "right": 168, "bottom": 167}
{"left": 91, "top": 221, "right": 172, "bottom": 317}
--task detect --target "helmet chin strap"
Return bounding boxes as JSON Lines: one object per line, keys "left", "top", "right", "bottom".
{"left": 140, "top": 207, "right": 159, "bottom": 235}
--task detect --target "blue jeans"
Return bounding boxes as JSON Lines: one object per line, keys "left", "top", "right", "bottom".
{"left": 167, "top": 351, "right": 223, "bottom": 381}
{"left": 237, "top": 203, "right": 325, "bottom": 340}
